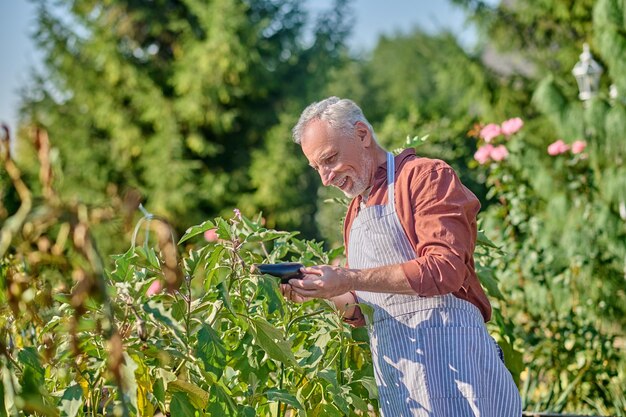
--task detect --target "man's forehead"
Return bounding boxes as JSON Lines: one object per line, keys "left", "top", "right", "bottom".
{"left": 302, "top": 119, "right": 341, "bottom": 147}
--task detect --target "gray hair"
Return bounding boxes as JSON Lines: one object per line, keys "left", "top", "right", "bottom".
{"left": 291, "top": 97, "right": 377, "bottom": 145}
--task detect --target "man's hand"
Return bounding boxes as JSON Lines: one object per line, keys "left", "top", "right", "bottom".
{"left": 287, "top": 265, "right": 355, "bottom": 300}
{"left": 280, "top": 282, "right": 313, "bottom": 303}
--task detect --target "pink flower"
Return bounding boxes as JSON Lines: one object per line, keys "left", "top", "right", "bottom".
{"left": 548, "top": 139, "right": 570, "bottom": 156}
{"left": 204, "top": 228, "right": 219, "bottom": 242}
{"left": 479, "top": 124, "right": 502, "bottom": 143}
{"left": 490, "top": 145, "right": 509, "bottom": 161}
{"left": 501, "top": 117, "right": 524, "bottom": 135}
{"left": 474, "top": 144, "right": 495, "bottom": 165}
{"left": 571, "top": 140, "right": 587, "bottom": 154}
{"left": 233, "top": 208, "right": 242, "bottom": 220}
{"left": 146, "top": 280, "right": 162, "bottom": 296}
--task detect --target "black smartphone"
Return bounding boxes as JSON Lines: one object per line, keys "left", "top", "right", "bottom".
{"left": 254, "top": 262, "right": 304, "bottom": 284}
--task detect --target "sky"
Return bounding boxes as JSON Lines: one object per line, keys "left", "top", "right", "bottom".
{"left": 0, "top": 0, "right": 476, "bottom": 137}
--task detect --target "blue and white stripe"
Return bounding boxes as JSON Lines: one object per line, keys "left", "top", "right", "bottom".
{"left": 347, "top": 152, "right": 521, "bottom": 416}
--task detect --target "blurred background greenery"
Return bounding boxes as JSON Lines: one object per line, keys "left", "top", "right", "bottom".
{"left": 1, "top": 0, "right": 625, "bottom": 415}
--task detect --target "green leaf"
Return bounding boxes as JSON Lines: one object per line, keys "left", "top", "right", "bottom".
{"left": 0, "top": 379, "right": 6, "bottom": 417}
{"left": 358, "top": 303, "right": 375, "bottom": 324}
{"left": 265, "top": 388, "right": 306, "bottom": 415}
{"left": 329, "top": 386, "right": 350, "bottom": 415}
{"left": 142, "top": 301, "right": 187, "bottom": 346}
{"left": 121, "top": 353, "right": 138, "bottom": 412}
{"left": 179, "top": 219, "right": 216, "bottom": 244}
{"left": 348, "top": 393, "right": 369, "bottom": 412}
{"left": 169, "top": 392, "right": 197, "bottom": 417}
{"left": 476, "top": 230, "right": 502, "bottom": 252}
{"left": 318, "top": 368, "right": 338, "bottom": 388}
{"left": 215, "top": 218, "right": 233, "bottom": 241}
{"left": 357, "top": 376, "right": 378, "bottom": 400}
{"left": 245, "top": 229, "right": 292, "bottom": 243}
{"left": 217, "top": 281, "right": 236, "bottom": 316}
{"left": 311, "top": 402, "right": 343, "bottom": 417}
{"left": 351, "top": 326, "right": 369, "bottom": 343}
{"left": 256, "top": 274, "right": 284, "bottom": 315}
{"left": 249, "top": 318, "right": 298, "bottom": 367}
{"left": 110, "top": 247, "right": 137, "bottom": 282}
{"left": 497, "top": 336, "right": 524, "bottom": 387}
{"left": 59, "top": 384, "right": 82, "bottom": 417}
{"left": 183, "top": 245, "right": 209, "bottom": 277}
{"left": 153, "top": 378, "right": 165, "bottom": 406}
{"left": 195, "top": 324, "right": 227, "bottom": 379}
{"left": 238, "top": 405, "right": 256, "bottom": 417}
{"left": 18, "top": 347, "right": 44, "bottom": 389}
{"left": 169, "top": 380, "right": 209, "bottom": 409}
{"left": 476, "top": 265, "right": 505, "bottom": 301}
{"left": 136, "top": 246, "right": 160, "bottom": 270}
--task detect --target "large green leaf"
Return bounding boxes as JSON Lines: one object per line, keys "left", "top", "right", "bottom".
{"left": 255, "top": 274, "right": 284, "bottom": 315}
{"left": 195, "top": 324, "right": 227, "bottom": 379}
{"left": 250, "top": 318, "right": 298, "bottom": 367}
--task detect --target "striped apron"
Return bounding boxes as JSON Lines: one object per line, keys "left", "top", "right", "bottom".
{"left": 348, "top": 152, "right": 522, "bottom": 417}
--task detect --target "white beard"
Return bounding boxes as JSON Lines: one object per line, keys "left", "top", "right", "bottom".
{"left": 341, "top": 153, "right": 374, "bottom": 199}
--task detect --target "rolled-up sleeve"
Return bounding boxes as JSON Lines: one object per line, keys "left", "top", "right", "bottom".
{"left": 400, "top": 167, "right": 480, "bottom": 296}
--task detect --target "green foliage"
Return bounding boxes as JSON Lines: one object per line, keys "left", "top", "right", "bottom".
{"left": 453, "top": 0, "right": 596, "bottom": 80}
{"left": 472, "top": 116, "right": 625, "bottom": 414}
{"left": 1, "top": 126, "right": 518, "bottom": 416}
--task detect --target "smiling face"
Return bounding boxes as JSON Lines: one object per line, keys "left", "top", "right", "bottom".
{"left": 300, "top": 119, "right": 376, "bottom": 198}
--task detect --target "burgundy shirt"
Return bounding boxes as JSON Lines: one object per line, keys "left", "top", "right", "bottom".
{"left": 343, "top": 149, "right": 491, "bottom": 325}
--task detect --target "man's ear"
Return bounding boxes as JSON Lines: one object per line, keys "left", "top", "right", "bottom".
{"left": 355, "top": 121, "right": 372, "bottom": 147}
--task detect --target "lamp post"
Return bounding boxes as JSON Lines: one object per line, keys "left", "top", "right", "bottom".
{"left": 572, "top": 43, "right": 603, "bottom": 102}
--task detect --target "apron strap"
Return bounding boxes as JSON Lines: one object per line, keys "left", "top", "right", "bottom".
{"left": 387, "top": 152, "right": 395, "bottom": 211}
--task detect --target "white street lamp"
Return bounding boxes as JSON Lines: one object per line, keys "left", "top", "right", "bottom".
{"left": 572, "top": 43, "right": 603, "bottom": 101}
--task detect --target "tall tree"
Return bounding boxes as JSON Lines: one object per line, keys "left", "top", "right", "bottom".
{"left": 20, "top": 0, "right": 350, "bottom": 240}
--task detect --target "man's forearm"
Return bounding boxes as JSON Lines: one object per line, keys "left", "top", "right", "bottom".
{"left": 350, "top": 264, "right": 415, "bottom": 295}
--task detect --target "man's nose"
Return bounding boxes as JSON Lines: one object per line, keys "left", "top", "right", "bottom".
{"left": 320, "top": 167, "right": 336, "bottom": 186}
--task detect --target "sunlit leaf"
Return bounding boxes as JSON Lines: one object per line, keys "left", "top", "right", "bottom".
{"left": 169, "top": 380, "right": 208, "bottom": 409}
{"left": 179, "top": 220, "right": 216, "bottom": 244}
{"left": 59, "top": 384, "right": 82, "bottom": 417}
{"left": 266, "top": 388, "right": 306, "bottom": 415}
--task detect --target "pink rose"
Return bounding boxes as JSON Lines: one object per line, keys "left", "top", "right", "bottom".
{"left": 146, "top": 280, "right": 162, "bottom": 296}
{"left": 474, "top": 144, "right": 494, "bottom": 165}
{"left": 548, "top": 139, "right": 570, "bottom": 156}
{"left": 571, "top": 140, "right": 587, "bottom": 154}
{"left": 479, "top": 124, "right": 502, "bottom": 143}
{"left": 490, "top": 145, "right": 509, "bottom": 161}
{"left": 204, "top": 228, "right": 219, "bottom": 242}
{"left": 501, "top": 117, "right": 524, "bottom": 136}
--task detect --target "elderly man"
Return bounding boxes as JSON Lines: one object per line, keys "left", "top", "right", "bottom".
{"left": 282, "top": 97, "right": 521, "bottom": 416}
